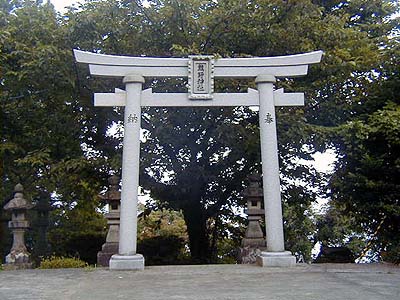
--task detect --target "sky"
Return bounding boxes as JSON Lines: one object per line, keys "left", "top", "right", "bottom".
{"left": 50, "top": 0, "right": 80, "bottom": 12}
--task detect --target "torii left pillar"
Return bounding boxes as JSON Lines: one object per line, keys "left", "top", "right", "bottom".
{"left": 109, "top": 75, "right": 145, "bottom": 270}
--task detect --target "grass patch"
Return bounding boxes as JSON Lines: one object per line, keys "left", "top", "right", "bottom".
{"left": 39, "top": 256, "right": 88, "bottom": 269}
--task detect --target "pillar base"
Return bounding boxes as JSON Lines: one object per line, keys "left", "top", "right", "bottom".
{"left": 109, "top": 254, "right": 145, "bottom": 270}
{"left": 257, "top": 251, "right": 296, "bottom": 267}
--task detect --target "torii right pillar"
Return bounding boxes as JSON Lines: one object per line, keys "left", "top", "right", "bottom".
{"left": 256, "top": 75, "right": 296, "bottom": 267}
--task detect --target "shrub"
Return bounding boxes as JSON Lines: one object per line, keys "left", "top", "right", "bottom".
{"left": 39, "top": 256, "right": 88, "bottom": 269}
{"left": 138, "top": 236, "right": 188, "bottom": 265}
{"left": 48, "top": 231, "right": 105, "bottom": 265}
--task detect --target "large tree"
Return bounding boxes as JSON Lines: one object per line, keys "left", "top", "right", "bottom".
{"left": 323, "top": 38, "right": 400, "bottom": 263}
{"left": 0, "top": 1, "right": 109, "bottom": 261}
{"left": 2, "top": 0, "right": 398, "bottom": 263}
{"left": 67, "top": 0, "right": 395, "bottom": 262}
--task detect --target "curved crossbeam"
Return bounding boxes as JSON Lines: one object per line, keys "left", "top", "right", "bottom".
{"left": 74, "top": 50, "right": 323, "bottom": 78}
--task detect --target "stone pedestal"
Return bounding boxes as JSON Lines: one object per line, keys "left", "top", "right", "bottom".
{"left": 98, "top": 243, "right": 119, "bottom": 267}
{"left": 97, "top": 218, "right": 120, "bottom": 266}
{"left": 238, "top": 246, "right": 267, "bottom": 264}
{"left": 238, "top": 173, "right": 267, "bottom": 264}
{"left": 97, "top": 175, "right": 121, "bottom": 267}
{"left": 3, "top": 184, "right": 33, "bottom": 269}
{"left": 5, "top": 228, "right": 32, "bottom": 268}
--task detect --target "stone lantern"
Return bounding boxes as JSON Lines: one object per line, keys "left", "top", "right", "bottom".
{"left": 238, "top": 173, "right": 267, "bottom": 264}
{"left": 3, "top": 183, "right": 33, "bottom": 269}
{"left": 32, "top": 192, "right": 52, "bottom": 258}
{"left": 97, "top": 175, "right": 121, "bottom": 267}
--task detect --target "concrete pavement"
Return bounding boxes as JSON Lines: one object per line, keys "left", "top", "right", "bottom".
{"left": 0, "top": 263, "right": 399, "bottom": 300}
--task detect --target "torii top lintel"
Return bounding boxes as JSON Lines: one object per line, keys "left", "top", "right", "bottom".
{"left": 73, "top": 50, "right": 323, "bottom": 78}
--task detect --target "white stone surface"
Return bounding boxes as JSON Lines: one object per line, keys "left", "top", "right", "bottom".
{"left": 74, "top": 49, "right": 322, "bottom": 67}
{"left": 89, "top": 64, "right": 310, "bottom": 78}
{"left": 257, "top": 251, "right": 297, "bottom": 267}
{"left": 3, "top": 264, "right": 400, "bottom": 299}
{"left": 94, "top": 88, "right": 260, "bottom": 107}
{"left": 118, "top": 75, "right": 144, "bottom": 257}
{"left": 142, "top": 88, "right": 259, "bottom": 107}
{"left": 188, "top": 56, "right": 214, "bottom": 99}
{"left": 274, "top": 88, "right": 304, "bottom": 106}
{"left": 94, "top": 92, "right": 125, "bottom": 107}
{"left": 256, "top": 75, "right": 285, "bottom": 253}
{"left": 95, "top": 88, "right": 304, "bottom": 107}
{"left": 109, "top": 254, "right": 145, "bottom": 270}
{"left": 74, "top": 49, "right": 323, "bottom": 79}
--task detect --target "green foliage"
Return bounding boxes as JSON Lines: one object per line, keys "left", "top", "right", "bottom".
{"left": 2, "top": 0, "right": 399, "bottom": 264}
{"left": 47, "top": 204, "right": 107, "bottom": 265}
{"left": 138, "top": 207, "right": 188, "bottom": 241}
{"left": 284, "top": 201, "right": 316, "bottom": 262}
{"left": 137, "top": 208, "right": 190, "bottom": 265}
{"left": 327, "top": 103, "right": 400, "bottom": 262}
{"left": 0, "top": 0, "right": 112, "bottom": 261}
{"left": 138, "top": 236, "right": 189, "bottom": 266}
{"left": 311, "top": 1, "right": 400, "bottom": 263}
{"left": 39, "top": 256, "right": 88, "bottom": 269}
{"left": 216, "top": 238, "right": 241, "bottom": 264}
{"left": 60, "top": 0, "right": 398, "bottom": 263}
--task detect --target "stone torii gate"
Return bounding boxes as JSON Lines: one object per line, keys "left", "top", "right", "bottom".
{"left": 74, "top": 49, "right": 322, "bottom": 270}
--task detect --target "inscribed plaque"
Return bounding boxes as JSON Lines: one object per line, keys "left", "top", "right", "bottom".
{"left": 188, "top": 56, "right": 214, "bottom": 99}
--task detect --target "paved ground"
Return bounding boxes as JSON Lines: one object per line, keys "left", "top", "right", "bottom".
{"left": 0, "top": 263, "right": 399, "bottom": 300}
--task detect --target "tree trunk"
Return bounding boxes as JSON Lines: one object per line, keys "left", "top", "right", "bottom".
{"left": 182, "top": 201, "right": 212, "bottom": 263}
